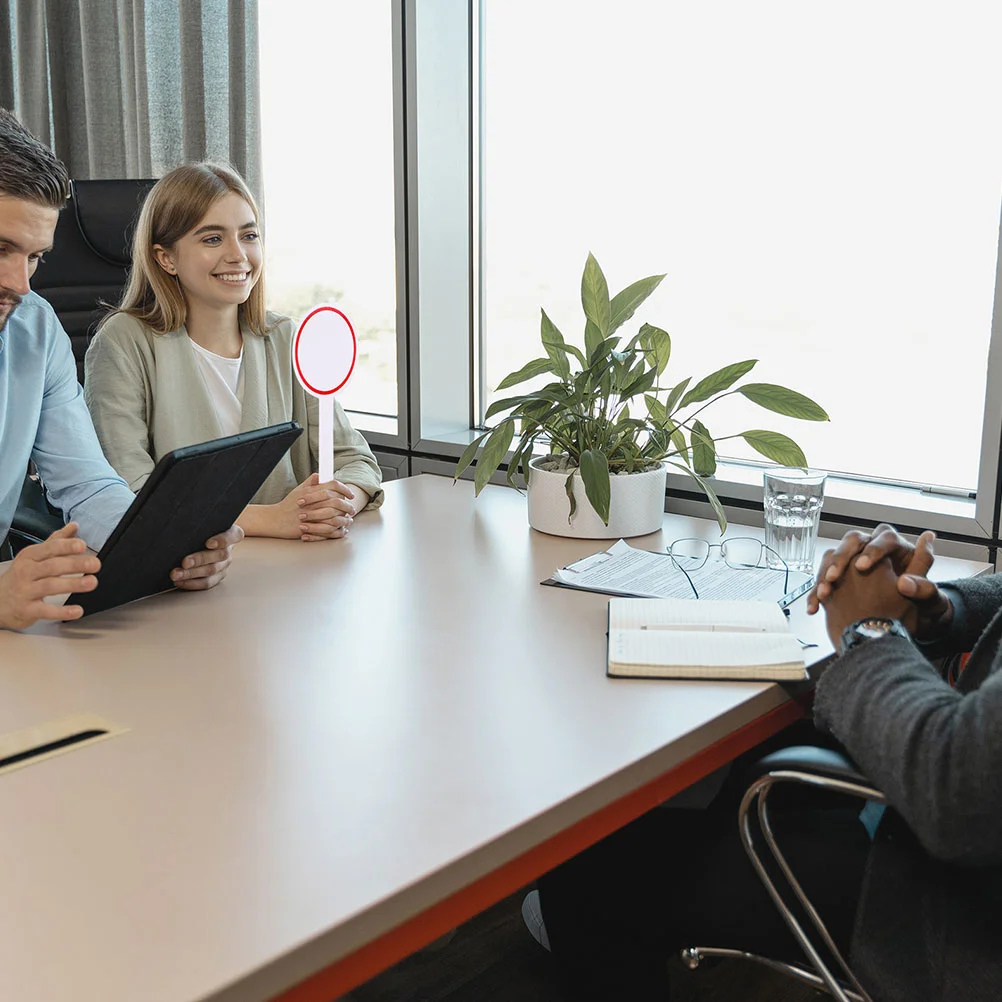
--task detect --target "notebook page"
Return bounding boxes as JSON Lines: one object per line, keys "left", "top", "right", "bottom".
{"left": 610, "top": 598, "right": 789, "bottom": 633}
{"left": 609, "top": 628, "right": 804, "bottom": 668}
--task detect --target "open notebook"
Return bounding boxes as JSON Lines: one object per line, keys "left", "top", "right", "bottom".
{"left": 607, "top": 597, "right": 808, "bottom": 681}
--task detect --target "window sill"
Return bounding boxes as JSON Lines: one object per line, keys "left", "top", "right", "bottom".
{"left": 415, "top": 428, "right": 989, "bottom": 543}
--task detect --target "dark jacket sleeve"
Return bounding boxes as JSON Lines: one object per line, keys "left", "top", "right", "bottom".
{"left": 943, "top": 573, "right": 1002, "bottom": 648}
{"left": 813, "top": 573, "right": 1002, "bottom": 867}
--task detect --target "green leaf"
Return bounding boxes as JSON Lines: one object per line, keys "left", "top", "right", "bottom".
{"left": 581, "top": 253, "right": 611, "bottom": 338}
{"left": 663, "top": 377, "right": 691, "bottom": 417}
{"left": 645, "top": 394, "right": 666, "bottom": 426}
{"left": 522, "top": 447, "right": 534, "bottom": 488}
{"left": 680, "top": 360, "right": 758, "bottom": 406}
{"left": 588, "top": 335, "right": 620, "bottom": 367}
{"left": 584, "top": 319, "right": 603, "bottom": 359}
{"left": 564, "top": 470, "right": 577, "bottom": 522}
{"left": 540, "top": 308, "right": 571, "bottom": 380}
{"left": 496, "top": 357, "right": 553, "bottom": 391}
{"left": 579, "top": 449, "right": 611, "bottom": 524}
{"left": 737, "top": 383, "right": 830, "bottom": 421}
{"left": 690, "top": 419, "right": 716, "bottom": 476}
{"left": 507, "top": 440, "right": 530, "bottom": 490}
{"left": 639, "top": 428, "right": 668, "bottom": 460}
{"left": 473, "top": 419, "right": 515, "bottom": 495}
{"left": 669, "top": 425, "right": 688, "bottom": 458}
{"left": 669, "top": 462, "right": 728, "bottom": 533}
{"left": 638, "top": 323, "right": 671, "bottom": 376}
{"left": 598, "top": 368, "right": 614, "bottom": 403}
{"left": 520, "top": 398, "right": 553, "bottom": 421}
{"left": 741, "top": 430, "right": 808, "bottom": 467}
{"left": 484, "top": 394, "right": 534, "bottom": 420}
{"left": 619, "top": 402, "right": 630, "bottom": 423}
{"left": 608, "top": 274, "right": 665, "bottom": 335}
{"left": 454, "top": 430, "right": 490, "bottom": 480}
{"left": 619, "top": 366, "right": 657, "bottom": 400}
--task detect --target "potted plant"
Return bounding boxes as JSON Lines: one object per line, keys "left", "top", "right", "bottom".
{"left": 455, "top": 254, "right": 829, "bottom": 537}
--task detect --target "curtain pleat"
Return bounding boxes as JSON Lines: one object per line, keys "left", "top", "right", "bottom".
{"left": 0, "top": 2, "right": 14, "bottom": 110}
{"left": 1, "top": 0, "right": 261, "bottom": 198}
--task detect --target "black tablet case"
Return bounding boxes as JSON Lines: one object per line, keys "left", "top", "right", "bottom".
{"left": 68, "top": 421, "right": 302, "bottom": 618}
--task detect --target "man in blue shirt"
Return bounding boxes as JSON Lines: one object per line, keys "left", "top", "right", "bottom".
{"left": 0, "top": 108, "right": 241, "bottom": 630}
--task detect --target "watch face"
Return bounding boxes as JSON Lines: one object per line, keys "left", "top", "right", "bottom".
{"left": 839, "top": 617, "right": 907, "bottom": 657}
{"left": 857, "top": 619, "right": 894, "bottom": 639}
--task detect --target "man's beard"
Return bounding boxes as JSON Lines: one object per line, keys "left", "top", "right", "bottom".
{"left": 0, "top": 289, "right": 22, "bottom": 334}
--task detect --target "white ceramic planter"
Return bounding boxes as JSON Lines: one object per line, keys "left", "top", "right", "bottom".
{"left": 526, "top": 458, "right": 667, "bottom": 539}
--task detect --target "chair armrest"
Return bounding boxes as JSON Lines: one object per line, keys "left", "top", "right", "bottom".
{"left": 754, "top": 746, "right": 871, "bottom": 787}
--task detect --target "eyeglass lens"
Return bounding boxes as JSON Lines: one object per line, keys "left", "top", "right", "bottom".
{"left": 719, "top": 538, "right": 764, "bottom": 568}
{"left": 670, "top": 538, "right": 709, "bottom": 567}
{"left": 670, "top": 537, "right": 766, "bottom": 570}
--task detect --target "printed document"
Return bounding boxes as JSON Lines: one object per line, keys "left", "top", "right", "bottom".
{"left": 547, "top": 539, "right": 810, "bottom": 604}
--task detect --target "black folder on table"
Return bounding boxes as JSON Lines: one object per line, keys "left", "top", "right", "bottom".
{"left": 67, "top": 421, "right": 302, "bottom": 618}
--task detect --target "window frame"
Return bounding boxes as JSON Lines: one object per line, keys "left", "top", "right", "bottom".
{"left": 384, "top": 1, "right": 1002, "bottom": 564}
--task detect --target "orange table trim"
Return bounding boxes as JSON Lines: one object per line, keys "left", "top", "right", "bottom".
{"left": 271, "top": 697, "right": 806, "bottom": 1002}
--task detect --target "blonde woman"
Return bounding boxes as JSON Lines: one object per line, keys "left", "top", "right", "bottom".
{"left": 84, "top": 163, "right": 382, "bottom": 541}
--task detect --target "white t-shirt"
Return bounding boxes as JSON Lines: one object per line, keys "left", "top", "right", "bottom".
{"left": 188, "top": 337, "right": 244, "bottom": 437}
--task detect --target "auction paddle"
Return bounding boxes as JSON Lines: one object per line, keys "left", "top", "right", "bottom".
{"left": 292, "top": 306, "right": 358, "bottom": 483}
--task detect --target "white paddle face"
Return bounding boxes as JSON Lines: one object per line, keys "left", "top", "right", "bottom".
{"left": 293, "top": 306, "right": 357, "bottom": 395}
{"left": 293, "top": 306, "right": 358, "bottom": 483}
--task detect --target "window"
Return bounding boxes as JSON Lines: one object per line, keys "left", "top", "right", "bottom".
{"left": 480, "top": 2, "right": 1002, "bottom": 496}
{"left": 258, "top": 0, "right": 398, "bottom": 421}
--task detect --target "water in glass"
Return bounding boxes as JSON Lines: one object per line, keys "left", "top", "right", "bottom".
{"left": 763, "top": 469, "right": 826, "bottom": 574}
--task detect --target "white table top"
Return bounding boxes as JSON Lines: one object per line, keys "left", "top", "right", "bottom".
{"left": 0, "top": 475, "right": 988, "bottom": 1002}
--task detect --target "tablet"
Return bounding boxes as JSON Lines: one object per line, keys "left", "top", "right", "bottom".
{"left": 67, "top": 421, "right": 303, "bottom": 618}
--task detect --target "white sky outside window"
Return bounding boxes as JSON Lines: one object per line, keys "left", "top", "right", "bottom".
{"left": 258, "top": 1, "right": 397, "bottom": 417}
{"left": 482, "top": 2, "right": 1002, "bottom": 490}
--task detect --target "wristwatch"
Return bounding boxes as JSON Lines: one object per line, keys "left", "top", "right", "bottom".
{"left": 837, "top": 617, "right": 911, "bottom": 657}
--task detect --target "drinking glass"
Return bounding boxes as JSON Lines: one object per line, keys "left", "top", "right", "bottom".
{"left": 762, "top": 468, "right": 827, "bottom": 573}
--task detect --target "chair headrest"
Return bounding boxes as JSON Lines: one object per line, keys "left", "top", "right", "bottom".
{"left": 67, "top": 179, "right": 157, "bottom": 266}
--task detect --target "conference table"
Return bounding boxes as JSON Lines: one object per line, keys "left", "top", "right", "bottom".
{"left": 0, "top": 474, "right": 988, "bottom": 1002}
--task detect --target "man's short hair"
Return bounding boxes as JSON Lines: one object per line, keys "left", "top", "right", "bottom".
{"left": 0, "top": 108, "right": 71, "bottom": 208}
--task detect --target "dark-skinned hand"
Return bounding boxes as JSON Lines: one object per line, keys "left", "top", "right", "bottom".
{"left": 808, "top": 523, "right": 953, "bottom": 644}
{"left": 820, "top": 554, "right": 918, "bottom": 648}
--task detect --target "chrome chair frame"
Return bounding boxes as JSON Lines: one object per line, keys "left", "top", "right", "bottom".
{"left": 681, "top": 747, "right": 885, "bottom": 1002}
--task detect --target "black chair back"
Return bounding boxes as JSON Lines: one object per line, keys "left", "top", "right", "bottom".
{"left": 32, "top": 178, "right": 157, "bottom": 383}
{"left": 7, "top": 178, "right": 157, "bottom": 553}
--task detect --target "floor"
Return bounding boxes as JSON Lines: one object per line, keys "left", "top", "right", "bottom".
{"left": 337, "top": 889, "right": 824, "bottom": 1002}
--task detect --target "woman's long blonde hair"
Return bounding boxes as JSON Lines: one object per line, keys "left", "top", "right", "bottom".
{"left": 107, "top": 162, "right": 269, "bottom": 336}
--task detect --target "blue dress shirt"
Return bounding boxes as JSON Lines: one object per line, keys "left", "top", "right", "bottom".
{"left": 0, "top": 292, "right": 134, "bottom": 550}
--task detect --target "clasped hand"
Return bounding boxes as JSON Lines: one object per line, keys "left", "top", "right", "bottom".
{"left": 273, "top": 474, "right": 357, "bottom": 542}
{"left": 0, "top": 521, "right": 242, "bottom": 631}
{"left": 806, "top": 522, "right": 954, "bottom": 648}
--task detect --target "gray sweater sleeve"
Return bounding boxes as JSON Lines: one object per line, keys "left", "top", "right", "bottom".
{"left": 813, "top": 572, "right": 1002, "bottom": 866}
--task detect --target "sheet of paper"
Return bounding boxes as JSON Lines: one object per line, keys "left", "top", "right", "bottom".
{"left": 609, "top": 598, "right": 789, "bottom": 632}
{"left": 552, "top": 539, "right": 806, "bottom": 602}
{"left": 609, "top": 628, "right": 804, "bottom": 668}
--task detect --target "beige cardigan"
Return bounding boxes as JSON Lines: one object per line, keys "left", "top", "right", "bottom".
{"left": 83, "top": 312, "right": 384, "bottom": 509}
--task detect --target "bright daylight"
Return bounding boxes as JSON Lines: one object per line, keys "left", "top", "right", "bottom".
{"left": 265, "top": 1, "right": 1002, "bottom": 490}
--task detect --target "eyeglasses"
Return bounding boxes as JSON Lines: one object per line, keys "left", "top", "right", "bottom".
{"left": 667, "top": 537, "right": 789, "bottom": 600}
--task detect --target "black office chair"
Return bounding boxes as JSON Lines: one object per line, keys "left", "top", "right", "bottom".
{"left": 681, "top": 746, "right": 884, "bottom": 1002}
{"left": 32, "top": 177, "right": 156, "bottom": 382}
{"left": 7, "top": 179, "right": 156, "bottom": 553}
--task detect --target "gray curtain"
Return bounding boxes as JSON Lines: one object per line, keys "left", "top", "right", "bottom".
{"left": 0, "top": 0, "right": 261, "bottom": 199}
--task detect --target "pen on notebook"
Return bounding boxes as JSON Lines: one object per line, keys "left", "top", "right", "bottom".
{"left": 637, "top": 624, "right": 769, "bottom": 632}
{"left": 777, "top": 577, "right": 814, "bottom": 609}
{"left": 920, "top": 485, "right": 976, "bottom": 500}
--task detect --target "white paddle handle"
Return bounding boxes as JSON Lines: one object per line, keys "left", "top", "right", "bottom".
{"left": 319, "top": 395, "right": 335, "bottom": 484}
